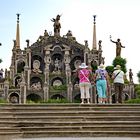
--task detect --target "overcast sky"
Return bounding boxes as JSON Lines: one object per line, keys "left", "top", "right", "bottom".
{"left": 0, "top": 0, "right": 140, "bottom": 83}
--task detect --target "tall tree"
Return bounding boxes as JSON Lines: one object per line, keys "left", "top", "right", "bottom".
{"left": 112, "top": 57, "right": 127, "bottom": 73}
{"left": 0, "top": 59, "right": 2, "bottom": 63}
{"left": 137, "top": 71, "right": 140, "bottom": 83}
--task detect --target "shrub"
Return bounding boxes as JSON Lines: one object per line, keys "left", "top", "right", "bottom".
{"left": 135, "top": 85, "right": 140, "bottom": 92}
{"left": 0, "top": 98, "right": 7, "bottom": 104}
{"left": 42, "top": 98, "right": 70, "bottom": 103}
{"left": 26, "top": 100, "right": 36, "bottom": 104}
{"left": 125, "top": 98, "right": 140, "bottom": 104}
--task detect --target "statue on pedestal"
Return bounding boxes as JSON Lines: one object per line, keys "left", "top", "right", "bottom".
{"left": 51, "top": 15, "right": 61, "bottom": 36}
{"left": 129, "top": 68, "right": 133, "bottom": 83}
{"left": 110, "top": 35, "right": 125, "bottom": 57}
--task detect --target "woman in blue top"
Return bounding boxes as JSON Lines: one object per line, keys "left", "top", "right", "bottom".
{"left": 95, "top": 64, "right": 109, "bottom": 104}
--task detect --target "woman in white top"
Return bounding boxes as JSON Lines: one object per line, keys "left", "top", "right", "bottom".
{"left": 112, "top": 65, "right": 125, "bottom": 103}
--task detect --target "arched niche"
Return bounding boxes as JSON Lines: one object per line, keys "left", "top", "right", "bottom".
{"left": 9, "top": 92, "right": 19, "bottom": 104}
{"left": 30, "top": 77, "right": 42, "bottom": 91}
{"left": 27, "top": 93, "right": 42, "bottom": 103}
{"left": 51, "top": 94, "right": 65, "bottom": 100}
{"left": 52, "top": 45, "right": 63, "bottom": 52}
{"left": 31, "top": 55, "right": 43, "bottom": 72}
{"left": 73, "top": 77, "right": 79, "bottom": 89}
{"left": 70, "top": 56, "right": 83, "bottom": 71}
{"left": 17, "top": 60, "right": 25, "bottom": 73}
{"left": 51, "top": 77, "right": 64, "bottom": 86}
{"left": 50, "top": 53, "right": 64, "bottom": 72}
{"left": 15, "top": 76, "right": 22, "bottom": 88}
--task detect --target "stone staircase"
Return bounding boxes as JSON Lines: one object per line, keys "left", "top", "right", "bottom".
{"left": 0, "top": 104, "right": 140, "bottom": 139}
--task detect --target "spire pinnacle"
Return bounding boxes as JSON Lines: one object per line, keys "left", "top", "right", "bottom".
{"left": 16, "top": 13, "right": 20, "bottom": 49}
{"left": 92, "top": 15, "right": 97, "bottom": 50}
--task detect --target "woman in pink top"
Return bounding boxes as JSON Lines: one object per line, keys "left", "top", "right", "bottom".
{"left": 78, "top": 63, "right": 92, "bottom": 104}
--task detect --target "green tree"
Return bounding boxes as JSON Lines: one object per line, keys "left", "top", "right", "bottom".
{"left": 112, "top": 56, "right": 127, "bottom": 73}
{"left": 137, "top": 71, "right": 140, "bottom": 83}
{"left": 106, "top": 65, "right": 114, "bottom": 77}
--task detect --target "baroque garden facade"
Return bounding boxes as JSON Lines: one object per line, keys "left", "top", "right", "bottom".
{"left": 0, "top": 14, "right": 135, "bottom": 104}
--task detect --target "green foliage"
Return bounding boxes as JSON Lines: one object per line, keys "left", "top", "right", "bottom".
{"left": 106, "top": 65, "right": 114, "bottom": 78}
{"left": 50, "top": 72, "right": 65, "bottom": 77}
{"left": 134, "top": 85, "right": 140, "bottom": 92}
{"left": 91, "top": 64, "right": 97, "bottom": 72}
{"left": 42, "top": 98, "right": 70, "bottom": 103}
{"left": 9, "top": 86, "right": 17, "bottom": 89}
{"left": 136, "top": 89, "right": 140, "bottom": 97}
{"left": 137, "top": 71, "right": 140, "bottom": 83}
{"left": 124, "top": 79, "right": 129, "bottom": 84}
{"left": 125, "top": 98, "right": 140, "bottom": 104}
{"left": 0, "top": 59, "right": 2, "bottom": 63}
{"left": 134, "top": 85, "right": 140, "bottom": 98}
{"left": 26, "top": 100, "right": 36, "bottom": 104}
{"left": 50, "top": 85, "right": 67, "bottom": 92}
{"left": 0, "top": 98, "right": 7, "bottom": 103}
{"left": 73, "top": 99, "right": 81, "bottom": 103}
{"left": 112, "top": 57, "right": 127, "bottom": 73}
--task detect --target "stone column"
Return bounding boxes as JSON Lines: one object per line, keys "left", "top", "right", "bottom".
{"left": 43, "top": 82, "right": 49, "bottom": 101}
{"left": 44, "top": 50, "right": 51, "bottom": 101}
{"left": 24, "top": 65, "right": 30, "bottom": 90}
{"left": 26, "top": 47, "right": 31, "bottom": 69}
{"left": 4, "top": 80, "right": 9, "bottom": 102}
{"left": 84, "top": 40, "right": 89, "bottom": 64}
{"left": 9, "top": 65, "right": 15, "bottom": 85}
{"left": 64, "top": 50, "right": 72, "bottom": 102}
{"left": 67, "top": 82, "right": 73, "bottom": 102}
{"left": 129, "top": 83, "right": 135, "bottom": 99}
{"left": 43, "top": 65, "right": 50, "bottom": 101}
{"left": 20, "top": 75, "right": 26, "bottom": 104}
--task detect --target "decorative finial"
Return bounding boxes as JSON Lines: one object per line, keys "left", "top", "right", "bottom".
{"left": 26, "top": 39, "right": 30, "bottom": 47}
{"left": 16, "top": 13, "right": 20, "bottom": 23}
{"left": 98, "top": 40, "right": 102, "bottom": 50}
{"left": 13, "top": 40, "right": 16, "bottom": 47}
{"left": 93, "top": 15, "right": 96, "bottom": 24}
{"left": 84, "top": 40, "right": 88, "bottom": 47}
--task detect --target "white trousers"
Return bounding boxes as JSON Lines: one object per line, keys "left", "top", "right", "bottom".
{"left": 79, "top": 82, "right": 91, "bottom": 99}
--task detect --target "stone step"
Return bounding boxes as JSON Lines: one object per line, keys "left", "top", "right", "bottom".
{"left": 0, "top": 115, "right": 139, "bottom": 121}
{"left": 19, "top": 125, "right": 140, "bottom": 131}
{"left": 8, "top": 111, "right": 140, "bottom": 116}
{"left": 22, "top": 130, "right": 140, "bottom": 137}
{"left": 1, "top": 120, "right": 140, "bottom": 127}
{"left": 1, "top": 112, "right": 140, "bottom": 118}
{"left": 14, "top": 121, "right": 140, "bottom": 127}
{"left": 0, "top": 104, "right": 140, "bottom": 138}
{"left": 0, "top": 131, "right": 22, "bottom": 136}
{"left": 0, "top": 127, "right": 20, "bottom": 132}
{"left": 1, "top": 125, "right": 140, "bottom": 132}
{"left": 1, "top": 104, "right": 140, "bottom": 111}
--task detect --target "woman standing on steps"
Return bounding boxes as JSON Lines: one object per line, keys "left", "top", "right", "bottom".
{"left": 112, "top": 65, "right": 125, "bottom": 103}
{"left": 95, "top": 64, "right": 110, "bottom": 104}
{"left": 78, "top": 63, "right": 93, "bottom": 104}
